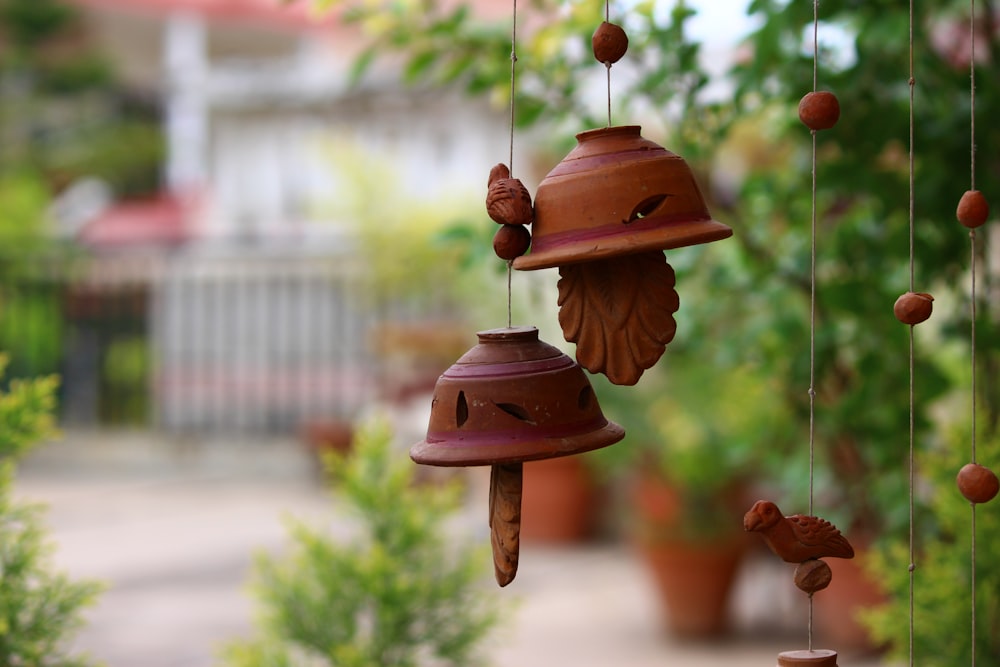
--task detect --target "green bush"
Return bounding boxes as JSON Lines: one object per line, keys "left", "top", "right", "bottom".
{"left": 222, "top": 420, "right": 502, "bottom": 667}
{"left": 860, "top": 417, "right": 1000, "bottom": 665}
{"left": 0, "top": 358, "right": 103, "bottom": 666}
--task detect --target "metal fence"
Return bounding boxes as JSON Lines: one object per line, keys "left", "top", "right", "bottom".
{"left": 0, "top": 246, "right": 458, "bottom": 436}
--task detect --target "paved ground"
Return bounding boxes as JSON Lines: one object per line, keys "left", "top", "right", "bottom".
{"left": 13, "top": 431, "right": 891, "bottom": 667}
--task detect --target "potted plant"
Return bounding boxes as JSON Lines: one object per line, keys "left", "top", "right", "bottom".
{"left": 591, "top": 353, "right": 793, "bottom": 638}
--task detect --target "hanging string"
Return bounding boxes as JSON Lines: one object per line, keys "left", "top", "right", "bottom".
{"left": 806, "top": 0, "right": 819, "bottom": 650}
{"left": 906, "top": 1, "right": 917, "bottom": 665}
{"left": 605, "top": 0, "right": 612, "bottom": 127}
{"left": 808, "top": 0, "right": 819, "bottom": 522}
{"left": 968, "top": 1, "right": 979, "bottom": 664}
{"left": 506, "top": 0, "right": 518, "bottom": 329}
{"left": 507, "top": 260, "right": 513, "bottom": 328}
{"left": 508, "top": 0, "right": 518, "bottom": 175}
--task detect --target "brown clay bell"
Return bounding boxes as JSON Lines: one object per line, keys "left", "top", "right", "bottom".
{"left": 512, "top": 125, "right": 732, "bottom": 386}
{"left": 513, "top": 125, "right": 731, "bottom": 270}
{"left": 411, "top": 326, "right": 624, "bottom": 586}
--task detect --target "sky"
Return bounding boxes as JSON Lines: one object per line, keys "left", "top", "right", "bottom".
{"left": 684, "top": 0, "right": 757, "bottom": 49}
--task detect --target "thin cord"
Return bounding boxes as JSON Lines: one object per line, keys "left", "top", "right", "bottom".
{"left": 969, "top": 3, "right": 979, "bottom": 664}
{"left": 606, "top": 65, "right": 612, "bottom": 127}
{"left": 806, "top": 1, "right": 820, "bottom": 650}
{"left": 505, "top": 0, "right": 517, "bottom": 329}
{"left": 906, "top": 1, "right": 916, "bottom": 665}
{"left": 507, "top": 260, "right": 513, "bottom": 328}
{"left": 970, "top": 0, "right": 977, "bottom": 191}
{"left": 605, "top": 0, "right": 612, "bottom": 127}
{"left": 508, "top": 0, "right": 518, "bottom": 175}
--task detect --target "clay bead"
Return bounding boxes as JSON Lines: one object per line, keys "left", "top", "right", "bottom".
{"left": 493, "top": 224, "right": 531, "bottom": 260}
{"left": 957, "top": 462, "right": 999, "bottom": 504}
{"left": 592, "top": 21, "right": 628, "bottom": 64}
{"left": 893, "top": 292, "right": 933, "bottom": 325}
{"left": 486, "top": 178, "right": 533, "bottom": 226}
{"left": 794, "top": 559, "right": 833, "bottom": 595}
{"left": 798, "top": 91, "right": 840, "bottom": 131}
{"left": 957, "top": 190, "right": 990, "bottom": 229}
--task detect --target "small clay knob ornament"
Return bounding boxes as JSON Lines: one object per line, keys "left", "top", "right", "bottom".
{"left": 592, "top": 21, "right": 628, "bottom": 64}
{"left": 894, "top": 291, "right": 933, "bottom": 325}
{"left": 798, "top": 91, "right": 840, "bottom": 131}
{"left": 957, "top": 190, "right": 990, "bottom": 228}
{"left": 957, "top": 462, "right": 999, "bottom": 504}
{"left": 493, "top": 224, "right": 531, "bottom": 260}
{"left": 486, "top": 176, "right": 533, "bottom": 227}
{"left": 794, "top": 558, "right": 833, "bottom": 594}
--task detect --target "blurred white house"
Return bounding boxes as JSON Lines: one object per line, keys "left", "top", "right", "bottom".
{"left": 54, "top": 0, "right": 512, "bottom": 433}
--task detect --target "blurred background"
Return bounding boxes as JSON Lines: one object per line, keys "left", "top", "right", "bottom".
{"left": 3, "top": 0, "right": 999, "bottom": 665}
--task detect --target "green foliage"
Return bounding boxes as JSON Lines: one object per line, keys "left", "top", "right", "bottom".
{"left": 309, "top": 0, "right": 1000, "bottom": 543}
{"left": 0, "top": 0, "right": 160, "bottom": 194}
{"left": 313, "top": 0, "right": 709, "bottom": 133}
{"left": 222, "top": 420, "right": 501, "bottom": 667}
{"left": 0, "top": 358, "right": 103, "bottom": 667}
{"left": 860, "top": 418, "right": 1000, "bottom": 666}
{"left": 0, "top": 358, "right": 58, "bottom": 461}
{"left": 0, "top": 0, "right": 76, "bottom": 53}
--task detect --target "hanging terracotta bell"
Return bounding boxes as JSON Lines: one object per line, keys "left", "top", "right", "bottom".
{"left": 513, "top": 125, "right": 733, "bottom": 386}
{"left": 513, "top": 125, "right": 730, "bottom": 270}
{"left": 411, "top": 326, "right": 624, "bottom": 586}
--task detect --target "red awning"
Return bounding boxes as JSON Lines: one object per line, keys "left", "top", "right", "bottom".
{"left": 68, "top": 0, "right": 337, "bottom": 30}
{"left": 78, "top": 192, "right": 195, "bottom": 248}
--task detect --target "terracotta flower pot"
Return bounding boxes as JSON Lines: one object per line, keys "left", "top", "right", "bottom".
{"left": 629, "top": 472, "right": 751, "bottom": 638}
{"left": 635, "top": 536, "right": 748, "bottom": 638}
{"left": 520, "top": 455, "right": 602, "bottom": 543}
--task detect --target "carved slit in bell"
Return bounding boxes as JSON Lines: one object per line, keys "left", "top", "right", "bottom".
{"left": 410, "top": 326, "right": 624, "bottom": 586}
{"left": 514, "top": 125, "right": 732, "bottom": 386}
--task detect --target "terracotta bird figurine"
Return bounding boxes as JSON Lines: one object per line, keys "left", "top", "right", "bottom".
{"left": 743, "top": 500, "right": 854, "bottom": 563}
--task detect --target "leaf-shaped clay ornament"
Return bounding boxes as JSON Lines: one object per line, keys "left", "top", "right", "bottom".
{"left": 557, "top": 251, "right": 678, "bottom": 386}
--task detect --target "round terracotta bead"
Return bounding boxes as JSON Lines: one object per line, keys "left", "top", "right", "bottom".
{"left": 956, "top": 190, "right": 989, "bottom": 229}
{"left": 493, "top": 224, "right": 531, "bottom": 260}
{"left": 592, "top": 21, "right": 628, "bottom": 64}
{"left": 794, "top": 559, "right": 833, "bottom": 595}
{"left": 893, "top": 291, "right": 933, "bottom": 325}
{"left": 957, "top": 463, "right": 999, "bottom": 504}
{"left": 798, "top": 91, "right": 840, "bottom": 131}
{"left": 486, "top": 177, "right": 533, "bottom": 226}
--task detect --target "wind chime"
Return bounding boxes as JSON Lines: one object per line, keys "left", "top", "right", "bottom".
{"left": 743, "top": 5, "right": 852, "bottom": 666}
{"left": 411, "top": 0, "right": 732, "bottom": 585}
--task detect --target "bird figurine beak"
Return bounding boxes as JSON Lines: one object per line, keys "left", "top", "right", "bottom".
{"left": 743, "top": 510, "right": 762, "bottom": 532}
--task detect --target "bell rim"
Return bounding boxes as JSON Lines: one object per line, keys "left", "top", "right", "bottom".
{"left": 410, "top": 419, "right": 625, "bottom": 467}
{"left": 514, "top": 217, "right": 732, "bottom": 271}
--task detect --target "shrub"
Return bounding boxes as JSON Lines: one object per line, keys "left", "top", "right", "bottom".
{"left": 223, "top": 419, "right": 502, "bottom": 667}
{"left": 0, "top": 359, "right": 103, "bottom": 666}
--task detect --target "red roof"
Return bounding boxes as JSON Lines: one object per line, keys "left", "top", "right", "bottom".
{"left": 79, "top": 192, "right": 196, "bottom": 248}
{"left": 68, "top": 0, "right": 338, "bottom": 30}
